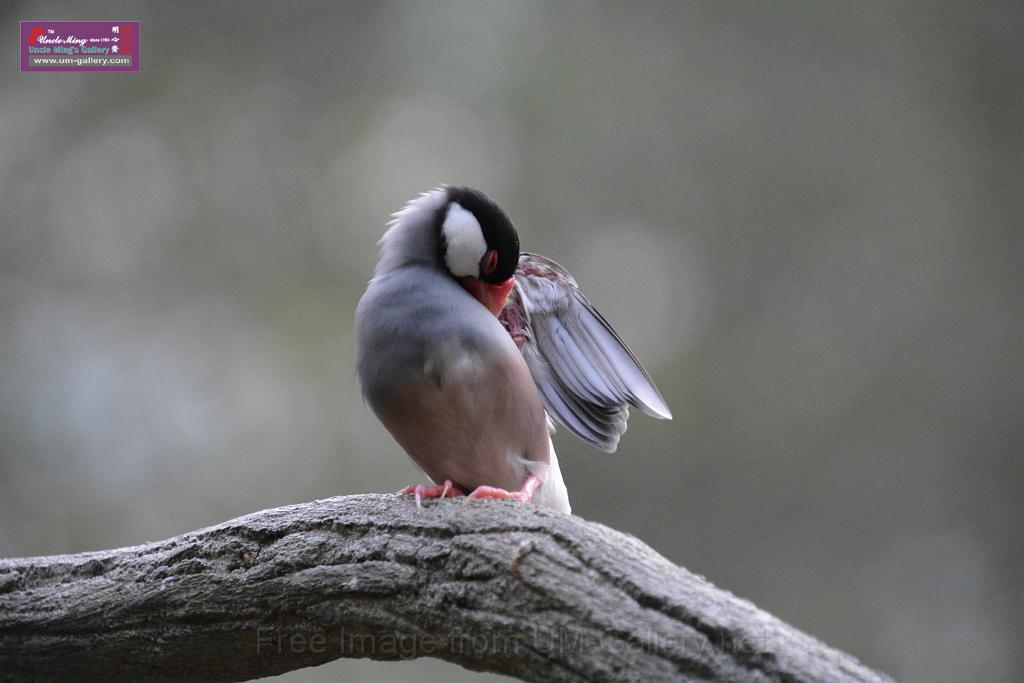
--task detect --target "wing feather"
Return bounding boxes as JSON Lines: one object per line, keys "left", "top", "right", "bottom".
{"left": 522, "top": 344, "right": 610, "bottom": 444}
{"left": 501, "top": 252, "right": 671, "bottom": 453}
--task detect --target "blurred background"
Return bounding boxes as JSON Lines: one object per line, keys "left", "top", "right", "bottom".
{"left": 2, "top": 1, "right": 1020, "bottom": 681}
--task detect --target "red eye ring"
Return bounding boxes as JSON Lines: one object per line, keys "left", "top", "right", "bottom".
{"left": 482, "top": 249, "right": 499, "bottom": 276}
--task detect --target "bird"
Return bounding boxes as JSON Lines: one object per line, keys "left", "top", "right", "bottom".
{"left": 355, "top": 186, "right": 672, "bottom": 514}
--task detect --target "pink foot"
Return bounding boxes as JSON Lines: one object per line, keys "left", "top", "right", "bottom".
{"left": 397, "top": 479, "right": 464, "bottom": 509}
{"left": 464, "top": 474, "right": 542, "bottom": 505}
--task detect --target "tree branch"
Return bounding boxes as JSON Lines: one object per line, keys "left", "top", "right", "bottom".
{"left": 0, "top": 494, "right": 891, "bottom": 682}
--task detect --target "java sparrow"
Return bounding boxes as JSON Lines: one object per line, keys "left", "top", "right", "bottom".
{"left": 356, "top": 187, "right": 671, "bottom": 514}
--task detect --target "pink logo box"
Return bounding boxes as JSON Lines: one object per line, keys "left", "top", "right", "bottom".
{"left": 21, "top": 21, "right": 140, "bottom": 72}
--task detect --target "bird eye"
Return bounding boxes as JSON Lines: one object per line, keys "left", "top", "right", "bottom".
{"left": 481, "top": 249, "right": 499, "bottom": 276}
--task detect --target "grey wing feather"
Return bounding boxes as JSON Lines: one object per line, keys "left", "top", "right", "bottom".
{"left": 503, "top": 253, "right": 672, "bottom": 453}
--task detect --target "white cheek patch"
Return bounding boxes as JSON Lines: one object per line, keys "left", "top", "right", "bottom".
{"left": 441, "top": 202, "right": 487, "bottom": 277}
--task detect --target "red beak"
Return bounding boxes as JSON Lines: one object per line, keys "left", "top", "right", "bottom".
{"left": 460, "top": 276, "right": 515, "bottom": 317}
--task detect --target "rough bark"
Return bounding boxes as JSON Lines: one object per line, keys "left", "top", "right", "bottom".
{"left": 0, "top": 494, "right": 891, "bottom": 682}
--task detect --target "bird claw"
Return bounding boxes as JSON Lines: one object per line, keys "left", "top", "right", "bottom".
{"left": 397, "top": 480, "right": 464, "bottom": 509}
{"left": 463, "top": 474, "right": 542, "bottom": 505}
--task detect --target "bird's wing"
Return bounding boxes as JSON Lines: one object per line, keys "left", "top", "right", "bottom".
{"left": 499, "top": 252, "right": 672, "bottom": 453}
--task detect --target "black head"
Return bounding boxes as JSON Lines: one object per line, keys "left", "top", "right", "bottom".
{"left": 438, "top": 186, "right": 520, "bottom": 283}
